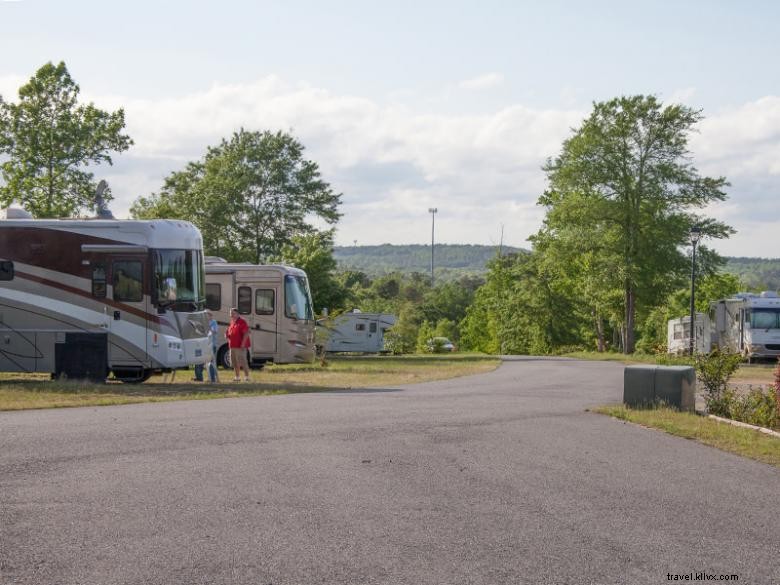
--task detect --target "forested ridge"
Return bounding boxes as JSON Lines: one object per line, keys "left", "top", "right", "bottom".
{"left": 334, "top": 244, "right": 523, "bottom": 278}
{"left": 336, "top": 244, "right": 780, "bottom": 289}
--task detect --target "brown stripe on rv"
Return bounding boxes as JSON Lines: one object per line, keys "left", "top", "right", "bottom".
{"left": 14, "top": 270, "right": 162, "bottom": 325}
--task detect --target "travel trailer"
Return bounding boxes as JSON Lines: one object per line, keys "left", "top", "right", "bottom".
{"left": 711, "top": 292, "right": 780, "bottom": 361}
{"left": 666, "top": 313, "right": 711, "bottom": 355}
{"left": 204, "top": 260, "right": 316, "bottom": 368}
{"left": 321, "top": 311, "right": 396, "bottom": 353}
{"left": 0, "top": 213, "right": 212, "bottom": 382}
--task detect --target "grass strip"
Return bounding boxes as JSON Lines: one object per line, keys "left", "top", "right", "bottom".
{"left": 0, "top": 354, "right": 500, "bottom": 411}
{"left": 594, "top": 404, "right": 780, "bottom": 468}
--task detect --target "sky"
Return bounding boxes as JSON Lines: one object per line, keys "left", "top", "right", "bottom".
{"left": 1, "top": 0, "right": 779, "bottom": 256}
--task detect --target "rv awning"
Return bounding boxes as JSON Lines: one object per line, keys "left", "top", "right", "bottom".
{"left": 81, "top": 245, "right": 149, "bottom": 254}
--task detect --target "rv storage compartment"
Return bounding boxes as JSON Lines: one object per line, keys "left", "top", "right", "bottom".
{"left": 623, "top": 365, "right": 696, "bottom": 412}
{"left": 55, "top": 333, "right": 108, "bottom": 382}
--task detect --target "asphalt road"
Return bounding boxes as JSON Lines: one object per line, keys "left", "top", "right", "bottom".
{"left": 1, "top": 357, "right": 778, "bottom": 585}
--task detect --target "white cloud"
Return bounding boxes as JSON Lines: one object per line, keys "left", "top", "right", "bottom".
{"left": 6, "top": 75, "right": 780, "bottom": 256}
{"left": 667, "top": 87, "right": 697, "bottom": 105}
{"left": 458, "top": 73, "right": 505, "bottom": 91}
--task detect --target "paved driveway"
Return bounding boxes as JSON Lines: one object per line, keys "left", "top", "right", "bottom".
{"left": 1, "top": 357, "right": 778, "bottom": 585}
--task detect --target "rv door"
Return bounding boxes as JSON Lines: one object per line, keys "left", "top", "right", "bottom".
{"left": 105, "top": 256, "right": 150, "bottom": 368}
{"left": 236, "top": 284, "right": 278, "bottom": 358}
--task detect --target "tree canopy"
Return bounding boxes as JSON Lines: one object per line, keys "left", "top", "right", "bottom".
{"left": 131, "top": 129, "right": 341, "bottom": 263}
{"left": 0, "top": 61, "right": 132, "bottom": 217}
{"left": 533, "top": 95, "right": 733, "bottom": 353}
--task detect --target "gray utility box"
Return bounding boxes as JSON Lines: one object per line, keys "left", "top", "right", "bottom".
{"left": 623, "top": 365, "right": 696, "bottom": 412}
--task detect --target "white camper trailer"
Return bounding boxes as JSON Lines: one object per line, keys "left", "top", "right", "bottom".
{"left": 0, "top": 215, "right": 212, "bottom": 382}
{"left": 204, "top": 260, "right": 316, "bottom": 368}
{"left": 667, "top": 313, "right": 711, "bottom": 355}
{"left": 711, "top": 291, "right": 780, "bottom": 361}
{"left": 322, "top": 311, "right": 396, "bottom": 353}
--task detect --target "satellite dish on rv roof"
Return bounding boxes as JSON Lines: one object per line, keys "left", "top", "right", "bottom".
{"left": 94, "top": 180, "right": 115, "bottom": 219}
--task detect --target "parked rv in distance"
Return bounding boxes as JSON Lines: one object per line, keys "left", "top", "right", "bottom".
{"left": 320, "top": 311, "right": 396, "bottom": 353}
{"left": 667, "top": 313, "right": 710, "bottom": 355}
{"left": 0, "top": 209, "right": 212, "bottom": 382}
{"left": 204, "top": 259, "right": 316, "bottom": 368}
{"left": 667, "top": 291, "right": 780, "bottom": 361}
{"left": 711, "top": 291, "right": 780, "bottom": 361}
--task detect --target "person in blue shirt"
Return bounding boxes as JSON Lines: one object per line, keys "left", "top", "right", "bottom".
{"left": 194, "top": 310, "right": 220, "bottom": 383}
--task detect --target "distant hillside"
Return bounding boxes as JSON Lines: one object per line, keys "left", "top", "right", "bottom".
{"left": 334, "top": 246, "right": 780, "bottom": 290}
{"left": 724, "top": 257, "right": 780, "bottom": 291}
{"left": 334, "top": 244, "right": 523, "bottom": 278}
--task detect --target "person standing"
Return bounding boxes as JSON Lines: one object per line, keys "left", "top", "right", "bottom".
{"left": 226, "top": 307, "right": 251, "bottom": 382}
{"left": 206, "top": 310, "right": 219, "bottom": 383}
{"left": 193, "top": 310, "right": 220, "bottom": 382}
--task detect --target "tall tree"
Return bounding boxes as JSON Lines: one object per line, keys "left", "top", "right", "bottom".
{"left": 538, "top": 95, "right": 733, "bottom": 353}
{"left": 275, "top": 230, "right": 346, "bottom": 313}
{"left": 0, "top": 61, "right": 132, "bottom": 217}
{"left": 131, "top": 129, "right": 342, "bottom": 263}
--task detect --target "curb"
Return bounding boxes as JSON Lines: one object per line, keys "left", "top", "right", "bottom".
{"left": 697, "top": 411, "right": 780, "bottom": 439}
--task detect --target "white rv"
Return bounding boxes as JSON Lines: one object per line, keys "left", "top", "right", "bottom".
{"left": 204, "top": 260, "right": 316, "bottom": 368}
{"left": 711, "top": 291, "right": 780, "bottom": 361}
{"left": 321, "top": 311, "right": 396, "bottom": 353}
{"left": 0, "top": 215, "right": 212, "bottom": 382}
{"left": 666, "top": 313, "right": 711, "bottom": 355}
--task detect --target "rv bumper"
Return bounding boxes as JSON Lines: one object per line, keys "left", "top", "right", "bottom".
{"left": 157, "top": 334, "right": 212, "bottom": 368}
{"left": 748, "top": 344, "right": 780, "bottom": 359}
{"left": 288, "top": 339, "right": 315, "bottom": 362}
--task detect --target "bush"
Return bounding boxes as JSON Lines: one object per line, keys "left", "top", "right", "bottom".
{"left": 694, "top": 349, "right": 743, "bottom": 417}
{"left": 729, "top": 386, "right": 778, "bottom": 429}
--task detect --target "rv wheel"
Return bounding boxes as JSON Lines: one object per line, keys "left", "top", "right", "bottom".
{"left": 112, "top": 368, "right": 152, "bottom": 384}
{"left": 217, "top": 345, "right": 231, "bottom": 369}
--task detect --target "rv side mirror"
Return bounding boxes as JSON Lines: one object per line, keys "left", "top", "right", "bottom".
{"left": 0, "top": 260, "right": 13, "bottom": 281}
{"left": 162, "top": 277, "right": 177, "bottom": 301}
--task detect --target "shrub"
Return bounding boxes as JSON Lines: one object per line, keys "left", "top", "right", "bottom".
{"left": 729, "top": 386, "right": 778, "bottom": 429}
{"left": 694, "top": 349, "right": 742, "bottom": 417}
{"left": 775, "top": 358, "right": 780, "bottom": 414}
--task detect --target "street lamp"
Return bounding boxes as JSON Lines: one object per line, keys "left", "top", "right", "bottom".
{"left": 689, "top": 225, "right": 702, "bottom": 355}
{"left": 428, "top": 208, "right": 438, "bottom": 287}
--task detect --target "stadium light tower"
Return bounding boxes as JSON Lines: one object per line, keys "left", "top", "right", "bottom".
{"left": 428, "top": 208, "right": 438, "bottom": 287}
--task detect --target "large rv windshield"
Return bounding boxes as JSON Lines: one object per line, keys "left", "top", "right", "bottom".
{"left": 285, "top": 274, "right": 314, "bottom": 320}
{"left": 749, "top": 308, "right": 780, "bottom": 329}
{"left": 153, "top": 249, "right": 205, "bottom": 309}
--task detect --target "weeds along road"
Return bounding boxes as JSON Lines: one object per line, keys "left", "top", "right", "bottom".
{"left": 1, "top": 357, "right": 778, "bottom": 585}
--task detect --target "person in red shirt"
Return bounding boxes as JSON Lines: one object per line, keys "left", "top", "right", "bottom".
{"left": 225, "top": 307, "right": 251, "bottom": 382}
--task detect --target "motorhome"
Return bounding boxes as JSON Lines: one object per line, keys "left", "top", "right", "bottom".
{"left": 711, "top": 291, "right": 780, "bottom": 361}
{"left": 204, "top": 260, "right": 316, "bottom": 368}
{"left": 666, "top": 313, "right": 711, "bottom": 355}
{"left": 321, "top": 311, "right": 396, "bottom": 353}
{"left": 0, "top": 213, "right": 212, "bottom": 381}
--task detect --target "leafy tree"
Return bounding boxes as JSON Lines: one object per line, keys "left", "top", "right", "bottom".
{"left": 416, "top": 321, "right": 435, "bottom": 353}
{"left": 0, "top": 61, "right": 132, "bottom": 217}
{"left": 275, "top": 230, "right": 346, "bottom": 313}
{"left": 131, "top": 129, "right": 341, "bottom": 263}
{"left": 537, "top": 95, "right": 733, "bottom": 353}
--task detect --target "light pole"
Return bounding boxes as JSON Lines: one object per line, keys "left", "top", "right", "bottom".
{"left": 428, "top": 207, "right": 438, "bottom": 287}
{"left": 689, "top": 225, "right": 702, "bottom": 355}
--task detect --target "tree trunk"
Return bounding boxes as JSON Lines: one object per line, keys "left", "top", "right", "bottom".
{"left": 595, "top": 315, "right": 605, "bottom": 352}
{"left": 624, "top": 285, "right": 636, "bottom": 354}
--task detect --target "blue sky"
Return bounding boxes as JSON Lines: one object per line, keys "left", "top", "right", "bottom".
{"left": 2, "top": 0, "right": 780, "bottom": 256}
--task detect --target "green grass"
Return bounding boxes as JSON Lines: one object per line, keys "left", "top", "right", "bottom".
{"left": 560, "top": 351, "right": 659, "bottom": 364}
{"left": 0, "top": 353, "right": 500, "bottom": 411}
{"left": 594, "top": 404, "right": 780, "bottom": 468}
